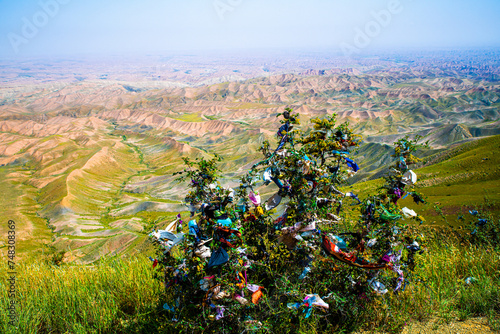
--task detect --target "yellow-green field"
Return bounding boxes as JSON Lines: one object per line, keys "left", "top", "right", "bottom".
{"left": 167, "top": 112, "right": 205, "bottom": 122}
{"left": 0, "top": 167, "right": 52, "bottom": 257}
{"left": 352, "top": 135, "right": 500, "bottom": 226}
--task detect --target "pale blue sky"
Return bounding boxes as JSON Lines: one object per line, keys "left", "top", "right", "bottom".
{"left": 1, "top": 0, "right": 499, "bottom": 58}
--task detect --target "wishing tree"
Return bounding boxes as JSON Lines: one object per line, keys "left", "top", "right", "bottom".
{"left": 148, "top": 108, "right": 427, "bottom": 333}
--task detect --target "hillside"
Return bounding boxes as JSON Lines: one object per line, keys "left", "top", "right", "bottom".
{"left": 1, "top": 69, "right": 499, "bottom": 262}
{"left": 351, "top": 135, "right": 500, "bottom": 225}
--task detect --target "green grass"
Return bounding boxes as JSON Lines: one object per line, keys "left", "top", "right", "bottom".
{"left": 351, "top": 135, "right": 500, "bottom": 226}
{"left": 411, "top": 135, "right": 500, "bottom": 224}
{"left": 0, "top": 256, "right": 163, "bottom": 334}
{"left": 383, "top": 233, "right": 500, "bottom": 331}
{"left": 0, "top": 167, "right": 52, "bottom": 256}
{"left": 167, "top": 112, "right": 204, "bottom": 122}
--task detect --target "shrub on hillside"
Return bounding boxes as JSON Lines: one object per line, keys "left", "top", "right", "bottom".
{"left": 148, "top": 108, "right": 428, "bottom": 332}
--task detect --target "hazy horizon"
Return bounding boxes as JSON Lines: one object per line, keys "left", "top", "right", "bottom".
{"left": 1, "top": 0, "right": 500, "bottom": 59}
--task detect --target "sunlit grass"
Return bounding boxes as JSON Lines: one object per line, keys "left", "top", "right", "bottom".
{"left": 167, "top": 112, "right": 204, "bottom": 122}
{"left": 0, "top": 256, "right": 163, "bottom": 334}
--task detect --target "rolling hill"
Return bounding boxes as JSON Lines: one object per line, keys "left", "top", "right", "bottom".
{"left": 351, "top": 135, "right": 500, "bottom": 226}
{"left": 1, "top": 68, "right": 499, "bottom": 262}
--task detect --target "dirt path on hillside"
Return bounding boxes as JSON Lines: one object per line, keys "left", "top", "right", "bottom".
{"left": 402, "top": 317, "right": 497, "bottom": 334}
{"left": 356, "top": 317, "right": 497, "bottom": 334}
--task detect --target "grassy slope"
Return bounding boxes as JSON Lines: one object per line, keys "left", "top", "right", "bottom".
{"left": 167, "top": 112, "right": 204, "bottom": 122}
{"left": 351, "top": 135, "right": 500, "bottom": 226}
{"left": 0, "top": 167, "right": 52, "bottom": 257}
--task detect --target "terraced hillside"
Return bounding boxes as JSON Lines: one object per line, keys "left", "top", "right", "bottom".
{"left": 1, "top": 70, "right": 499, "bottom": 262}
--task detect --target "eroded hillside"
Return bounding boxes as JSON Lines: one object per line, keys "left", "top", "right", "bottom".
{"left": 1, "top": 69, "right": 499, "bottom": 262}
